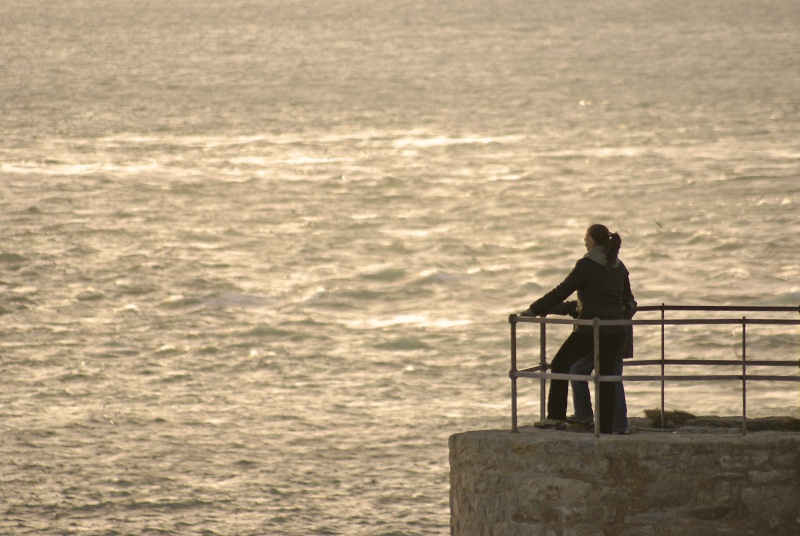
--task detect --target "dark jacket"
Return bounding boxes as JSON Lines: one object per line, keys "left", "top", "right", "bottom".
{"left": 546, "top": 298, "right": 637, "bottom": 358}
{"left": 525, "top": 247, "right": 635, "bottom": 336}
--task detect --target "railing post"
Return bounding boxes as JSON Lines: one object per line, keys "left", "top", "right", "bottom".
{"left": 540, "top": 321, "right": 547, "bottom": 425}
{"left": 660, "top": 304, "right": 666, "bottom": 429}
{"left": 509, "top": 314, "right": 518, "bottom": 432}
{"left": 742, "top": 317, "right": 747, "bottom": 436}
{"left": 593, "top": 317, "right": 600, "bottom": 437}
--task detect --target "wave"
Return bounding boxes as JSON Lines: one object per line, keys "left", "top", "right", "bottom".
{"left": 391, "top": 134, "right": 526, "bottom": 149}
{"left": 360, "top": 267, "right": 407, "bottom": 282}
{"left": 0, "top": 160, "right": 163, "bottom": 177}
{"left": 74, "top": 289, "right": 105, "bottom": 301}
{"left": 343, "top": 314, "right": 471, "bottom": 330}
{"left": 0, "top": 252, "right": 27, "bottom": 264}
{"left": 416, "top": 270, "right": 468, "bottom": 285}
{"left": 238, "top": 325, "right": 295, "bottom": 338}
{"left": 374, "top": 337, "right": 432, "bottom": 351}
{"left": 775, "top": 291, "right": 800, "bottom": 305}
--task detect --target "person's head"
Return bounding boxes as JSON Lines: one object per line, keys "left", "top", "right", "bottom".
{"left": 585, "top": 224, "right": 622, "bottom": 266}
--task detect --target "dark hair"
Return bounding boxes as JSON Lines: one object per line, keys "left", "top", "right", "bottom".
{"left": 587, "top": 224, "right": 622, "bottom": 267}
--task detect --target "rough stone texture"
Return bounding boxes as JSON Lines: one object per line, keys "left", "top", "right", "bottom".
{"left": 450, "top": 426, "right": 800, "bottom": 536}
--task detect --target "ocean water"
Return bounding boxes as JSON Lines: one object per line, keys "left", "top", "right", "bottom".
{"left": 1, "top": 0, "right": 799, "bottom": 534}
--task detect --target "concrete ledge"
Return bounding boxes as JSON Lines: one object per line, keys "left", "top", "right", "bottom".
{"left": 449, "top": 426, "right": 800, "bottom": 535}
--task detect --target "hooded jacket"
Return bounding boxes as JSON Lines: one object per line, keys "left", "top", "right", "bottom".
{"left": 524, "top": 246, "right": 635, "bottom": 335}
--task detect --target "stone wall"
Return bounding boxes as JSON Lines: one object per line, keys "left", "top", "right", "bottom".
{"left": 449, "top": 428, "right": 800, "bottom": 535}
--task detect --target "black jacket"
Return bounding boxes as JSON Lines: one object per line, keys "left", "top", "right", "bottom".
{"left": 524, "top": 251, "right": 635, "bottom": 335}
{"left": 546, "top": 298, "right": 637, "bottom": 357}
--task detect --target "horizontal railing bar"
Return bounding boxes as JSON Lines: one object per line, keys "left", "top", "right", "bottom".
{"left": 602, "top": 375, "right": 800, "bottom": 383}
{"left": 727, "top": 319, "right": 800, "bottom": 325}
{"left": 611, "top": 375, "right": 755, "bottom": 381}
{"left": 637, "top": 305, "right": 799, "bottom": 312}
{"left": 642, "top": 318, "right": 800, "bottom": 325}
{"left": 520, "top": 360, "right": 799, "bottom": 370}
{"left": 517, "top": 372, "right": 800, "bottom": 382}
{"left": 514, "top": 317, "right": 592, "bottom": 325}
{"left": 515, "top": 372, "right": 596, "bottom": 381}
{"left": 516, "top": 371, "right": 743, "bottom": 381}
{"left": 514, "top": 316, "right": 800, "bottom": 326}
{"left": 741, "top": 375, "right": 800, "bottom": 381}
{"left": 629, "top": 318, "right": 800, "bottom": 325}
{"left": 514, "top": 372, "right": 624, "bottom": 381}
{"left": 627, "top": 359, "right": 800, "bottom": 367}
{"left": 616, "top": 375, "right": 743, "bottom": 381}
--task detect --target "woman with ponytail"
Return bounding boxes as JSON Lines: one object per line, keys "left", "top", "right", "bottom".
{"left": 519, "top": 224, "right": 635, "bottom": 434}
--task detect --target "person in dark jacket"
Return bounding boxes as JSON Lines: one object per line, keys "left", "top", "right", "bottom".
{"left": 519, "top": 224, "right": 635, "bottom": 434}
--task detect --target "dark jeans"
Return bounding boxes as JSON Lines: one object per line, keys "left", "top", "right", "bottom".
{"left": 546, "top": 331, "right": 626, "bottom": 434}
{"left": 570, "top": 353, "right": 628, "bottom": 432}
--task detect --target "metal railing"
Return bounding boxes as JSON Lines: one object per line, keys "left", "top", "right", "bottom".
{"left": 508, "top": 305, "right": 800, "bottom": 437}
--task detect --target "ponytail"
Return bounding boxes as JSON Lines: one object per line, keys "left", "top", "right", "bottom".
{"left": 587, "top": 224, "right": 622, "bottom": 267}
{"left": 607, "top": 232, "right": 621, "bottom": 266}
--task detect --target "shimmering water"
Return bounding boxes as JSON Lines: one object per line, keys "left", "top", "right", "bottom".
{"left": 1, "top": 0, "right": 799, "bottom": 534}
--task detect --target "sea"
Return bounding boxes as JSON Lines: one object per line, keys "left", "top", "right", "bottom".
{"left": 1, "top": 0, "right": 799, "bottom": 534}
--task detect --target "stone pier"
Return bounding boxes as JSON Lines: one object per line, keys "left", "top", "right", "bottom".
{"left": 449, "top": 424, "right": 800, "bottom": 535}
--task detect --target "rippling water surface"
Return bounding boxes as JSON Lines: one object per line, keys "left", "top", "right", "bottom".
{"left": 2, "top": 0, "right": 799, "bottom": 534}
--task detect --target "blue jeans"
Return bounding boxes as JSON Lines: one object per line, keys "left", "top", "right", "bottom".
{"left": 569, "top": 353, "right": 628, "bottom": 432}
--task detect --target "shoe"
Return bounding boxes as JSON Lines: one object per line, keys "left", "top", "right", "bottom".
{"left": 534, "top": 418, "right": 567, "bottom": 430}
{"left": 566, "top": 415, "right": 594, "bottom": 427}
{"left": 613, "top": 427, "right": 632, "bottom": 435}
